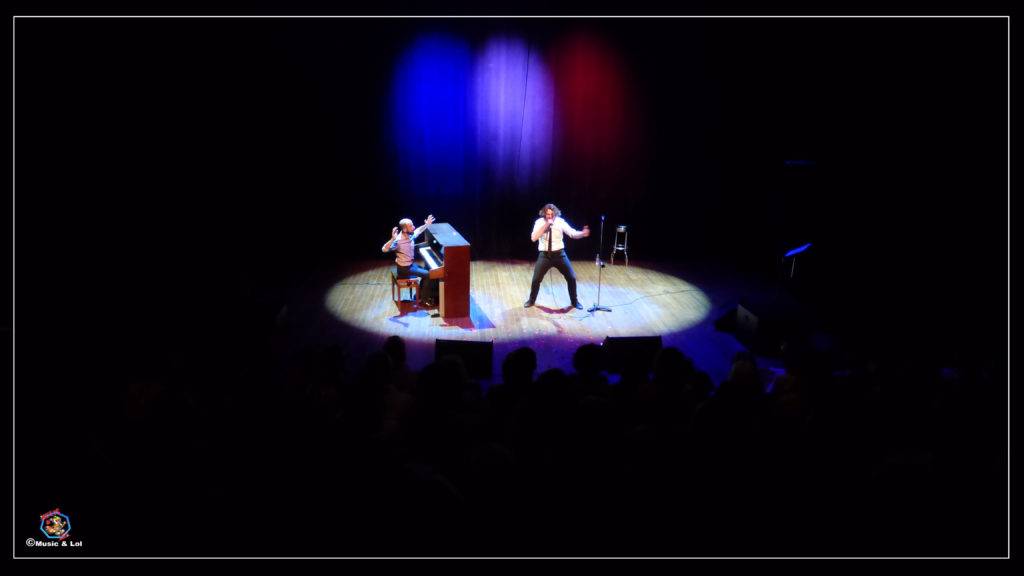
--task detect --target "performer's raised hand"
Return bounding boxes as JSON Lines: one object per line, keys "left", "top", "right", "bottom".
{"left": 424, "top": 214, "right": 435, "bottom": 226}
{"left": 582, "top": 225, "right": 591, "bottom": 237}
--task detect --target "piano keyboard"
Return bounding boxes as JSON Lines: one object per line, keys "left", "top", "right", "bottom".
{"left": 419, "top": 247, "right": 445, "bottom": 279}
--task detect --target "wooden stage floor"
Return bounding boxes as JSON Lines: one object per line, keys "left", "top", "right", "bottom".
{"left": 279, "top": 259, "right": 785, "bottom": 387}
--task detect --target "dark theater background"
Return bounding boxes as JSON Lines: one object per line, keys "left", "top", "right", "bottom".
{"left": 13, "top": 15, "right": 1007, "bottom": 557}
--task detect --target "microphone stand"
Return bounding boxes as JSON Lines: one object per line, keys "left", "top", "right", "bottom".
{"left": 588, "top": 215, "right": 611, "bottom": 313}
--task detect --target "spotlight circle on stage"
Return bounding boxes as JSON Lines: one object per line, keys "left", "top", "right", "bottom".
{"left": 324, "top": 260, "right": 711, "bottom": 345}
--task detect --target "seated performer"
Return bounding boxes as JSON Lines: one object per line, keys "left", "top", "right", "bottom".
{"left": 383, "top": 214, "right": 437, "bottom": 306}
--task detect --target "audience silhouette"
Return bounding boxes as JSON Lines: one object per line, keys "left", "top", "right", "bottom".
{"left": 65, "top": 326, "right": 1003, "bottom": 557}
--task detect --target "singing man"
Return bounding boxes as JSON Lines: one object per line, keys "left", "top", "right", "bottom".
{"left": 524, "top": 203, "right": 589, "bottom": 310}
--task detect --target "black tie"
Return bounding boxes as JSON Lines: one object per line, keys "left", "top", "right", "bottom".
{"left": 547, "top": 226, "right": 552, "bottom": 252}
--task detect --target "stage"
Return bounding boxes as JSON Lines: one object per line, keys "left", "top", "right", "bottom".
{"left": 12, "top": 14, "right": 1006, "bottom": 557}
{"left": 280, "top": 258, "right": 787, "bottom": 388}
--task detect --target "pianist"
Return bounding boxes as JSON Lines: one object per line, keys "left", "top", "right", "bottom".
{"left": 382, "top": 214, "right": 437, "bottom": 307}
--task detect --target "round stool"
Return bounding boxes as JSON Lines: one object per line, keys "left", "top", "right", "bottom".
{"left": 611, "top": 225, "right": 628, "bottom": 266}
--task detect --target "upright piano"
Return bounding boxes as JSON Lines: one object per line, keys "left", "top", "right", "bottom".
{"left": 417, "top": 223, "right": 471, "bottom": 318}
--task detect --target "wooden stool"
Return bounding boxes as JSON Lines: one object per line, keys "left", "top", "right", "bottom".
{"left": 391, "top": 268, "right": 419, "bottom": 302}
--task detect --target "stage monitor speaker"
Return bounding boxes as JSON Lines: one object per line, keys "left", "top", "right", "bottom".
{"left": 735, "top": 302, "right": 760, "bottom": 350}
{"left": 602, "top": 336, "right": 663, "bottom": 374}
{"left": 733, "top": 301, "right": 790, "bottom": 358}
{"left": 435, "top": 339, "right": 493, "bottom": 380}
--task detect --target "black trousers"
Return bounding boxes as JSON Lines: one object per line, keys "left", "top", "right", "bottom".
{"left": 528, "top": 249, "right": 578, "bottom": 305}
{"left": 397, "top": 264, "right": 435, "bottom": 301}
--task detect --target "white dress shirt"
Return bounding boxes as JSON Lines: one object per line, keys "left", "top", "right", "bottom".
{"left": 532, "top": 216, "right": 581, "bottom": 252}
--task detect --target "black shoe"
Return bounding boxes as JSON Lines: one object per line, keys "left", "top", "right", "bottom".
{"left": 572, "top": 301, "right": 584, "bottom": 310}
{"left": 523, "top": 300, "right": 535, "bottom": 308}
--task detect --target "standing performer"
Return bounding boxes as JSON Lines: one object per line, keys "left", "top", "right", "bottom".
{"left": 524, "top": 203, "right": 589, "bottom": 309}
